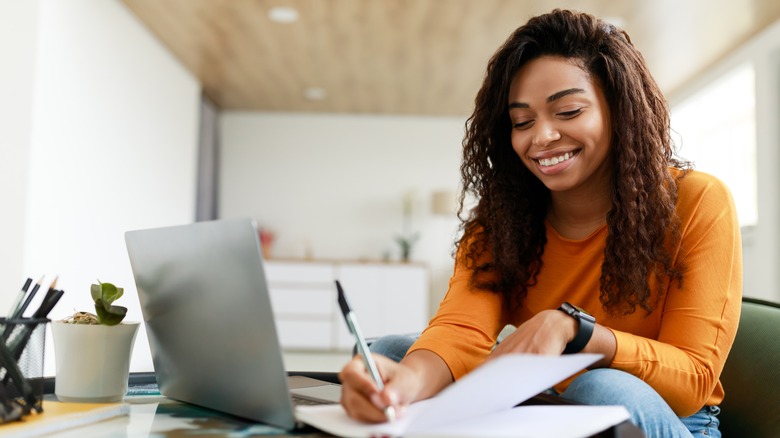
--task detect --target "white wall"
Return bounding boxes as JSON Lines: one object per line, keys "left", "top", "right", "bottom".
{"left": 0, "top": 0, "right": 39, "bottom": 314}
{"left": 670, "top": 19, "right": 780, "bottom": 302}
{"left": 220, "top": 112, "right": 465, "bottom": 310}
{"left": 0, "top": 0, "right": 201, "bottom": 375}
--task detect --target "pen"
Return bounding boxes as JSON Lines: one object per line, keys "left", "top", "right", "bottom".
{"left": 9, "top": 288, "right": 64, "bottom": 364}
{"left": 336, "top": 280, "right": 397, "bottom": 423}
{"left": 4, "top": 276, "right": 44, "bottom": 342}
{"left": 14, "top": 275, "right": 45, "bottom": 319}
{"left": 33, "top": 287, "right": 64, "bottom": 319}
{"left": 8, "top": 278, "right": 32, "bottom": 318}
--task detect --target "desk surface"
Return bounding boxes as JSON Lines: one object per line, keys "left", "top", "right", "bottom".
{"left": 21, "top": 374, "right": 644, "bottom": 438}
{"left": 27, "top": 395, "right": 644, "bottom": 438}
{"left": 38, "top": 394, "right": 330, "bottom": 437}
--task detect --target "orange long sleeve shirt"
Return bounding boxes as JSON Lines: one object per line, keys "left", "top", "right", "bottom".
{"left": 409, "top": 169, "right": 742, "bottom": 417}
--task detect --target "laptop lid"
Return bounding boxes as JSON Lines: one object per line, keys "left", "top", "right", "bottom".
{"left": 125, "top": 218, "right": 302, "bottom": 429}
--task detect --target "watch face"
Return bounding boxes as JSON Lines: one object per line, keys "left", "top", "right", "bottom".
{"left": 560, "top": 302, "right": 595, "bottom": 322}
{"left": 561, "top": 302, "right": 577, "bottom": 316}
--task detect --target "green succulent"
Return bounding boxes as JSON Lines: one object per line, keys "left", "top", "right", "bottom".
{"left": 90, "top": 281, "right": 127, "bottom": 326}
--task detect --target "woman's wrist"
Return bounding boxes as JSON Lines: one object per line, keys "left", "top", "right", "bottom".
{"left": 547, "top": 308, "right": 578, "bottom": 345}
{"left": 582, "top": 324, "right": 617, "bottom": 368}
{"left": 401, "top": 349, "right": 453, "bottom": 402}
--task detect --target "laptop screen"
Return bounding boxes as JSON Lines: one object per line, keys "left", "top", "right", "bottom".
{"left": 125, "top": 218, "right": 299, "bottom": 429}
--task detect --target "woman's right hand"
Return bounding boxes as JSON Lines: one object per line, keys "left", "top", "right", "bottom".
{"left": 338, "top": 353, "right": 418, "bottom": 423}
{"left": 339, "top": 349, "right": 454, "bottom": 423}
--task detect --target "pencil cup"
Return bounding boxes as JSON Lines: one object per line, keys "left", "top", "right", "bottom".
{"left": 52, "top": 321, "right": 139, "bottom": 403}
{"left": 0, "top": 318, "right": 48, "bottom": 418}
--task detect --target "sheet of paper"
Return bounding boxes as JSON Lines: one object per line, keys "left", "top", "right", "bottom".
{"left": 295, "top": 403, "right": 630, "bottom": 438}
{"left": 409, "top": 405, "right": 631, "bottom": 438}
{"left": 406, "top": 353, "right": 601, "bottom": 433}
{"left": 296, "top": 353, "right": 603, "bottom": 437}
{"left": 295, "top": 401, "right": 421, "bottom": 437}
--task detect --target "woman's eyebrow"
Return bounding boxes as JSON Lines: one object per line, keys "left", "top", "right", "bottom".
{"left": 508, "top": 102, "right": 529, "bottom": 109}
{"left": 508, "top": 88, "right": 587, "bottom": 110}
{"left": 547, "top": 88, "right": 586, "bottom": 103}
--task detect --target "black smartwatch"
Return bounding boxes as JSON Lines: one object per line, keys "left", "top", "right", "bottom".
{"left": 558, "top": 302, "right": 596, "bottom": 354}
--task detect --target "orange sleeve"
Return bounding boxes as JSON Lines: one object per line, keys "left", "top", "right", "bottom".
{"left": 610, "top": 172, "right": 742, "bottom": 416}
{"left": 407, "top": 251, "right": 506, "bottom": 380}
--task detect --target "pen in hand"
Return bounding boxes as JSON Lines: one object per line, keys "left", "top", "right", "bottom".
{"left": 336, "top": 280, "right": 397, "bottom": 423}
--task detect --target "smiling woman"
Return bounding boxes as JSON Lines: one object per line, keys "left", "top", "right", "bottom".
{"left": 338, "top": 10, "right": 742, "bottom": 438}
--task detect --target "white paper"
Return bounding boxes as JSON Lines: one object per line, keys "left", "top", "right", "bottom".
{"left": 296, "top": 353, "right": 623, "bottom": 438}
{"left": 410, "top": 405, "right": 630, "bottom": 438}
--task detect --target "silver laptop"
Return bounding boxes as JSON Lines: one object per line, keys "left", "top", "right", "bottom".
{"left": 125, "top": 218, "right": 341, "bottom": 430}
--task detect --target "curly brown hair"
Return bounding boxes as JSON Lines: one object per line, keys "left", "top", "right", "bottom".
{"left": 458, "top": 9, "right": 690, "bottom": 316}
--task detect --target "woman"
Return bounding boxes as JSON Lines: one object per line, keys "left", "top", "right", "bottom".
{"left": 339, "top": 9, "right": 741, "bottom": 437}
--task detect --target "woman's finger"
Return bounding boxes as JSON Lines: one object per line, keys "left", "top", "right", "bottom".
{"left": 339, "top": 354, "right": 401, "bottom": 423}
{"left": 340, "top": 379, "right": 391, "bottom": 423}
{"left": 339, "top": 355, "right": 382, "bottom": 396}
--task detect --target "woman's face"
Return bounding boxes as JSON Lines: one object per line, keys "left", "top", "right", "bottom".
{"left": 508, "top": 56, "right": 612, "bottom": 195}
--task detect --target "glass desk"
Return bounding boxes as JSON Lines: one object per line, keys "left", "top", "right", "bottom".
{"left": 23, "top": 373, "right": 644, "bottom": 437}
{"left": 40, "top": 394, "right": 329, "bottom": 437}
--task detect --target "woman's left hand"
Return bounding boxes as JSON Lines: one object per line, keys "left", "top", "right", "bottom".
{"left": 490, "top": 309, "right": 577, "bottom": 357}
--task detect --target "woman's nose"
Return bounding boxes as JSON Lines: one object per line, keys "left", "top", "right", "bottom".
{"left": 532, "top": 120, "right": 561, "bottom": 147}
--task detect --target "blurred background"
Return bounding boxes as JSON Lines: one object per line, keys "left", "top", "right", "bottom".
{"left": 2, "top": 0, "right": 778, "bottom": 374}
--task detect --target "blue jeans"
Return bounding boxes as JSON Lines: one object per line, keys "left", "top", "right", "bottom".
{"left": 368, "top": 334, "right": 721, "bottom": 438}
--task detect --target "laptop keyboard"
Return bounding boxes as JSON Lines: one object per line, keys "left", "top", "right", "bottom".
{"left": 292, "top": 394, "right": 332, "bottom": 406}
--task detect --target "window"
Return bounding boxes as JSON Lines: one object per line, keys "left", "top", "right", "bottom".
{"left": 671, "top": 63, "right": 757, "bottom": 227}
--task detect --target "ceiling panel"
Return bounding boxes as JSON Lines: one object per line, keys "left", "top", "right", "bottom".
{"left": 122, "top": 0, "right": 780, "bottom": 116}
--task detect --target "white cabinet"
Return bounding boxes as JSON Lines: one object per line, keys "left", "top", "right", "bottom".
{"left": 264, "top": 260, "right": 429, "bottom": 351}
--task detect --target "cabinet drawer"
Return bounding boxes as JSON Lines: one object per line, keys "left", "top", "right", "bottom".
{"left": 275, "top": 319, "right": 333, "bottom": 350}
{"left": 269, "top": 286, "right": 334, "bottom": 316}
{"left": 264, "top": 262, "right": 334, "bottom": 284}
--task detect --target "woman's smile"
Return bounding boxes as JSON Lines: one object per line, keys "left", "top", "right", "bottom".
{"left": 534, "top": 149, "right": 580, "bottom": 174}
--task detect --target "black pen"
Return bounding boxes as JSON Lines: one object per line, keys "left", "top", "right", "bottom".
{"left": 8, "top": 288, "right": 64, "bottom": 363}
{"left": 33, "top": 288, "right": 64, "bottom": 319}
{"left": 336, "top": 280, "right": 397, "bottom": 423}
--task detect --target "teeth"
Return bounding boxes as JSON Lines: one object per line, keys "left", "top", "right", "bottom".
{"left": 539, "top": 152, "right": 572, "bottom": 167}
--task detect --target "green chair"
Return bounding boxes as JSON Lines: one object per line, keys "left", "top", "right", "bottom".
{"left": 718, "top": 297, "right": 780, "bottom": 436}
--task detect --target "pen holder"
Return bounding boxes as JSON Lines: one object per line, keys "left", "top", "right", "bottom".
{"left": 0, "top": 318, "right": 49, "bottom": 422}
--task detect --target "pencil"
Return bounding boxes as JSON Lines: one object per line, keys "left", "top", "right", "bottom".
{"left": 14, "top": 275, "right": 44, "bottom": 319}
{"left": 7, "top": 278, "right": 32, "bottom": 318}
{"left": 46, "top": 276, "right": 59, "bottom": 297}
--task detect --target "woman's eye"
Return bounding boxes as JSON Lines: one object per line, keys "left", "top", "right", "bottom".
{"left": 558, "top": 108, "right": 582, "bottom": 118}
{"left": 513, "top": 120, "right": 534, "bottom": 129}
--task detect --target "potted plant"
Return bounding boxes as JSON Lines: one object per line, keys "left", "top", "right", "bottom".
{"left": 395, "top": 190, "right": 419, "bottom": 262}
{"left": 51, "top": 280, "right": 139, "bottom": 403}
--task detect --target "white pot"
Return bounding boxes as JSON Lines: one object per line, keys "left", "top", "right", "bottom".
{"left": 51, "top": 320, "right": 139, "bottom": 403}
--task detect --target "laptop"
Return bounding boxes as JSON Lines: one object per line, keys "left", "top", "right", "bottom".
{"left": 124, "top": 218, "right": 341, "bottom": 430}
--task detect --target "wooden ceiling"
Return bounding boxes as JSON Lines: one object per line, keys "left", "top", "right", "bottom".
{"left": 122, "top": 0, "right": 780, "bottom": 116}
